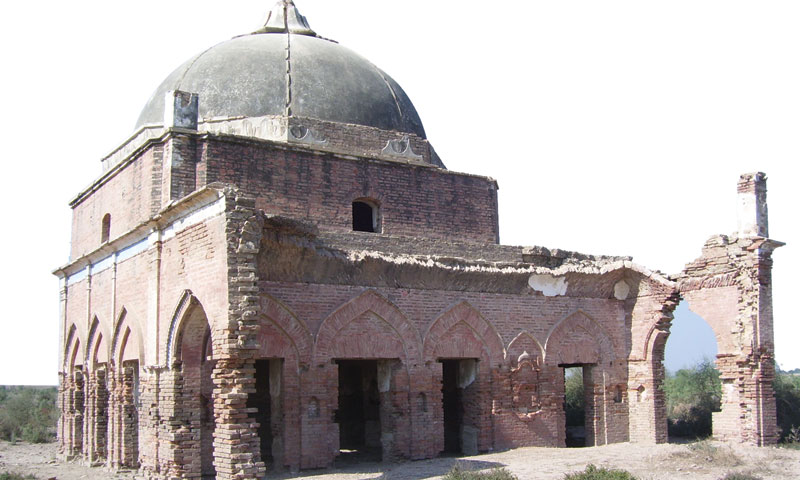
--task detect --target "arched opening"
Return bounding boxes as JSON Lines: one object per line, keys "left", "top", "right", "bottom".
{"left": 101, "top": 214, "right": 111, "bottom": 243}
{"left": 176, "top": 301, "right": 215, "bottom": 478}
{"left": 112, "top": 310, "right": 142, "bottom": 469}
{"left": 68, "top": 339, "right": 85, "bottom": 459}
{"left": 313, "top": 291, "right": 422, "bottom": 467}
{"left": 663, "top": 300, "right": 720, "bottom": 440}
{"left": 545, "top": 311, "right": 617, "bottom": 447}
{"left": 352, "top": 200, "right": 380, "bottom": 233}
{"left": 424, "top": 302, "right": 504, "bottom": 457}
{"left": 87, "top": 325, "right": 109, "bottom": 465}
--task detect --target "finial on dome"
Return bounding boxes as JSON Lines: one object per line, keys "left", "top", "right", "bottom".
{"left": 255, "top": 0, "right": 317, "bottom": 36}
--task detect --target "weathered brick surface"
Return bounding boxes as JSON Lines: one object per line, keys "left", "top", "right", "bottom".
{"left": 197, "top": 135, "right": 499, "bottom": 244}
{"left": 56, "top": 123, "right": 780, "bottom": 479}
{"left": 70, "top": 147, "right": 162, "bottom": 260}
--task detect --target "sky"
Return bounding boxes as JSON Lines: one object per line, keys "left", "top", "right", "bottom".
{"left": 0, "top": 1, "right": 797, "bottom": 385}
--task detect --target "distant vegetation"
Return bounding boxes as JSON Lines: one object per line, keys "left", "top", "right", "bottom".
{"left": 664, "top": 360, "right": 722, "bottom": 438}
{"left": 0, "top": 473, "right": 39, "bottom": 480}
{"left": 0, "top": 386, "right": 58, "bottom": 443}
{"left": 774, "top": 369, "right": 800, "bottom": 445}
{"left": 564, "top": 368, "right": 584, "bottom": 428}
{"left": 663, "top": 360, "right": 800, "bottom": 443}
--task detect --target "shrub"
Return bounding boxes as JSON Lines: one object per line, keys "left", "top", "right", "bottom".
{"left": 443, "top": 465, "right": 519, "bottom": 480}
{"left": 0, "top": 473, "right": 39, "bottom": 480}
{"left": 563, "top": 464, "right": 638, "bottom": 480}
{"left": 774, "top": 370, "right": 800, "bottom": 443}
{"left": 664, "top": 360, "right": 721, "bottom": 438}
{"left": 0, "top": 386, "right": 59, "bottom": 443}
{"left": 719, "top": 473, "right": 761, "bottom": 480}
{"left": 564, "top": 368, "right": 584, "bottom": 427}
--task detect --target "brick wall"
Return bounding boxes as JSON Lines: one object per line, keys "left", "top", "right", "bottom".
{"left": 197, "top": 135, "right": 499, "bottom": 244}
{"left": 675, "top": 232, "right": 781, "bottom": 445}
{"left": 70, "top": 147, "right": 162, "bottom": 260}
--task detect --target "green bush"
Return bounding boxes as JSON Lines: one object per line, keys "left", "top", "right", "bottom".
{"left": 0, "top": 386, "right": 59, "bottom": 443}
{"left": 564, "top": 368, "right": 584, "bottom": 427}
{"left": 774, "top": 370, "right": 800, "bottom": 443}
{"left": 664, "top": 360, "right": 721, "bottom": 438}
{"left": 563, "top": 464, "right": 638, "bottom": 480}
{"left": 718, "top": 473, "right": 761, "bottom": 480}
{"left": 0, "top": 472, "right": 39, "bottom": 480}
{"left": 443, "top": 465, "right": 519, "bottom": 480}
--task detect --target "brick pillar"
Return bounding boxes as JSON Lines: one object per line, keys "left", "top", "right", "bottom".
{"left": 70, "top": 371, "right": 85, "bottom": 459}
{"left": 474, "top": 365, "right": 494, "bottom": 452}
{"left": 676, "top": 172, "right": 782, "bottom": 446}
{"left": 626, "top": 284, "right": 678, "bottom": 445}
{"left": 279, "top": 361, "right": 301, "bottom": 472}
{"left": 210, "top": 189, "right": 266, "bottom": 479}
{"left": 84, "top": 369, "right": 109, "bottom": 465}
{"left": 584, "top": 366, "right": 601, "bottom": 446}
{"left": 547, "top": 365, "right": 568, "bottom": 447}
{"left": 109, "top": 363, "right": 140, "bottom": 469}
{"left": 57, "top": 373, "right": 70, "bottom": 460}
{"left": 300, "top": 363, "right": 339, "bottom": 469}
{"left": 410, "top": 363, "right": 442, "bottom": 459}
{"left": 378, "top": 360, "right": 410, "bottom": 461}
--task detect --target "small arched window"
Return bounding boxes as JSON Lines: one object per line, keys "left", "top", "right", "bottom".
{"left": 352, "top": 200, "right": 380, "bottom": 233}
{"left": 101, "top": 214, "right": 111, "bottom": 243}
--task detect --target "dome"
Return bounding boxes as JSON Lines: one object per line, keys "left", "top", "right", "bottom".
{"left": 135, "top": 1, "right": 426, "bottom": 139}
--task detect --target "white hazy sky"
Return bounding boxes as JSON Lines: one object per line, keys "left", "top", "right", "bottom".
{"left": 0, "top": 1, "right": 797, "bottom": 385}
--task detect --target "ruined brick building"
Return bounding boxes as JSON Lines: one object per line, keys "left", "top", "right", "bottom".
{"left": 54, "top": 2, "right": 783, "bottom": 479}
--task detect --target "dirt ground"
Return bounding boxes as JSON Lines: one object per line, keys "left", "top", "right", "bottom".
{"left": 1, "top": 440, "right": 798, "bottom": 480}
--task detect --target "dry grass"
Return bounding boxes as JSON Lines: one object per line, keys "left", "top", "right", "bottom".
{"left": 667, "top": 440, "right": 742, "bottom": 468}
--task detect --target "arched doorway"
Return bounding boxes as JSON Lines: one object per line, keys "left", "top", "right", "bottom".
{"left": 664, "top": 300, "right": 721, "bottom": 441}
{"left": 173, "top": 298, "right": 216, "bottom": 479}
{"left": 85, "top": 317, "right": 109, "bottom": 465}
{"left": 110, "top": 310, "right": 142, "bottom": 469}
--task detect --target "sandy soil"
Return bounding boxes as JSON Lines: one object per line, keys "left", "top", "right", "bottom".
{"left": 1, "top": 440, "right": 798, "bottom": 480}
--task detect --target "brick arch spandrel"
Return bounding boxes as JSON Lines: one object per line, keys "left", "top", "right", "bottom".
{"left": 86, "top": 316, "right": 111, "bottom": 371}
{"left": 544, "top": 310, "right": 616, "bottom": 366}
{"left": 63, "top": 323, "right": 80, "bottom": 373}
{"left": 423, "top": 301, "right": 504, "bottom": 366}
{"left": 69, "top": 338, "right": 83, "bottom": 372}
{"left": 258, "top": 295, "right": 313, "bottom": 368}
{"left": 166, "top": 290, "right": 214, "bottom": 367}
{"left": 680, "top": 292, "right": 737, "bottom": 356}
{"left": 313, "top": 290, "right": 422, "bottom": 366}
{"left": 111, "top": 309, "right": 144, "bottom": 365}
{"left": 506, "top": 331, "right": 545, "bottom": 367}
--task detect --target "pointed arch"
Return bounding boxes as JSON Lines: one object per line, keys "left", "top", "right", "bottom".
{"left": 111, "top": 308, "right": 144, "bottom": 365}
{"left": 85, "top": 316, "right": 110, "bottom": 370}
{"left": 506, "top": 331, "right": 545, "bottom": 366}
{"left": 313, "top": 290, "right": 422, "bottom": 365}
{"left": 166, "top": 290, "right": 208, "bottom": 367}
{"left": 543, "top": 310, "right": 616, "bottom": 365}
{"left": 69, "top": 338, "right": 83, "bottom": 372}
{"left": 258, "top": 294, "right": 313, "bottom": 367}
{"left": 63, "top": 323, "right": 78, "bottom": 372}
{"left": 423, "top": 301, "right": 504, "bottom": 366}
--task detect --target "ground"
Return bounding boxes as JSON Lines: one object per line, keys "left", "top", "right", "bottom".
{"left": 1, "top": 441, "right": 798, "bottom": 479}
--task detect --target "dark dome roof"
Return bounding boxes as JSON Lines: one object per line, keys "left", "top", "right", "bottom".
{"left": 135, "top": 1, "right": 426, "bottom": 138}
